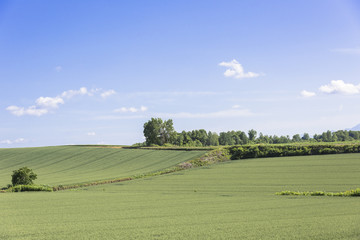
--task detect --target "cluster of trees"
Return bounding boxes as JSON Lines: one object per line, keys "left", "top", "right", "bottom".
{"left": 142, "top": 118, "right": 360, "bottom": 147}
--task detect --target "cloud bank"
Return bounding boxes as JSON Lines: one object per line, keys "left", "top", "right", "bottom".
{"left": 7, "top": 87, "right": 116, "bottom": 116}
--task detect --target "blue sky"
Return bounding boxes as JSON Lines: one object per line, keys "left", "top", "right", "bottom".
{"left": 1, "top": 0, "right": 360, "bottom": 147}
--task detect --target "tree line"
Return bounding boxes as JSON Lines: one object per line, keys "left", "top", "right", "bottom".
{"left": 142, "top": 118, "right": 360, "bottom": 147}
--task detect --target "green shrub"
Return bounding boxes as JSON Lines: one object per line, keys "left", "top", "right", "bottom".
{"left": 9, "top": 185, "right": 53, "bottom": 192}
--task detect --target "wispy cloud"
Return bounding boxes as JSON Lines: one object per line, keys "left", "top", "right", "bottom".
{"left": 7, "top": 87, "right": 116, "bottom": 117}
{"left": 300, "top": 90, "right": 316, "bottom": 98}
{"left": 219, "top": 59, "right": 260, "bottom": 79}
{"left": 87, "top": 132, "right": 96, "bottom": 136}
{"left": 61, "top": 87, "right": 90, "bottom": 99}
{"left": 101, "top": 89, "right": 116, "bottom": 98}
{"left": 331, "top": 47, "right": 360, "bottom": 54}
{"left": 319, "top": 80, "right": 360, "bottom": 95}
{"left": 6, "top": 105, "right": 49, "bottom": 116}
{"left": 98, "top": 107, "right": 253, "bottom": 121}
{"left": 114, "top": 106, "right": 148, "bottom": 113}
{"left": 0, "top": 138, "right": 26, "bottom": 144}
{"left": 129, "top": 91, "right": 229, "bottom": 97}
{"left": 157, "top": 108, "right": 254, "bottom": 119}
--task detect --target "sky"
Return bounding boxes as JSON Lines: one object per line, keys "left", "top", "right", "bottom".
{"left": 1, "top": 0, "right": 360, "bottom": 147}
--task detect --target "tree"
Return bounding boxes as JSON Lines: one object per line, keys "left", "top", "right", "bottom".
{"left": 248, "top": 129, "right": 257, "bottom": 142}
{"left": 11, "top": 167, "right": 37, "bottom": 186}
{"left": 143, "top": 118, "right": 176, "bottom": 146}
{"left": 207, "top": 131, "right": 219, "bottom": 146}
{"left": 292, "top": 134, "right": 301, "bottom": 142}
{"left": 302, "top": 133, "right": 310, "bottom": 141}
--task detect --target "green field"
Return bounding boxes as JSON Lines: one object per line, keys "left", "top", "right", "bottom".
{"left": 0, "top": 146, "right": 206, "bottom": 187}
{"left": 1, "top": 149, "right": 359, "bottom": 239}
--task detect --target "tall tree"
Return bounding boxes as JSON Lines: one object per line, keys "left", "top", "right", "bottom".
{"left": 143, "top": 118, "right": 176, "bottom": 146}
{"left": 248, "top": 129, "right": 257, "bottom": 142}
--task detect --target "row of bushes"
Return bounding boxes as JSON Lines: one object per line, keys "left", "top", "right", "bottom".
{"left": 228, "top": 144, "right": 360, "bottom": 160}
{"left": 276, "top": 188, "right": 360, "bottom": 197}
{"left": 7, "top": 185, "right": 53, "bottom": 192}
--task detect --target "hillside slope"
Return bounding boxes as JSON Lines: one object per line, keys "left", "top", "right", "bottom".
{"left": 1, "top": 153, "right": 359, "bottom": 239}
{"left": 0, "top": 146, "right": 206, "bottom": 186}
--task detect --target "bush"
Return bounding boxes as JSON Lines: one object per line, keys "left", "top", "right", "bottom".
{"left": 11, "top": 167, "right": 37, "bottom": 186}
{"left": 10, "top": 185, "right": 53, "bottom": 192}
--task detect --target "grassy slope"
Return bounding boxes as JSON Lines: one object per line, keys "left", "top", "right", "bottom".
{"left": 1, "top": 153, "right": 360, "bottom": 239}
{"left": 0, "top": 146, "right": 206, "bottom": 186}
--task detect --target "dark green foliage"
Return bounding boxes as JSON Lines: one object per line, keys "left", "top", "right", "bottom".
{"left": 143, "top": 118, "right": 176, "bottom": 146}
{"left": 142, "top": 118, "right": 360, "bottom": 147}
{"left": 11, "top": 167, "right": 37, "bottom": 186}
{"left": 228, "top": 143, "right": 360, "bottom": 160}
{"left": 248, "top": 129, "right": 257, "bottom": 141}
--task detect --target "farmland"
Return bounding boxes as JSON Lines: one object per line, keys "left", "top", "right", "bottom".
{"left": 0, "top": 146, "right": 206, "bottom": 187}
{"left": 1, "top": 148, "right": 359, "bottom": 239}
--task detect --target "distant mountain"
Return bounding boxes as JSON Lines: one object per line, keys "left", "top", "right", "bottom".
{"left": 350, "top": 124, "right": 360, "bottom": 131}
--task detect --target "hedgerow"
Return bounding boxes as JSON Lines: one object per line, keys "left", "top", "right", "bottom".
{"left": 228, "top": 143, "right": 360, "bottom": 160}
{"left": 276, "top": 188, "right": 360, "bottom": 197}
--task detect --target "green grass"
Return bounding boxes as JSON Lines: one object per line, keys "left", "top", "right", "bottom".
{"left": 1, "top": 153, "right": 360, "bottom": 239}
{"left": 0, "top": 146, "right": 206, "bottom": 187}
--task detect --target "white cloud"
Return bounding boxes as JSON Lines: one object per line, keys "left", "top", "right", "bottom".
{"left": 7, "top": 86, "right": 112, "bottom": 117}
{"left": 6, "top": 105, "right": 49, "bottom": 116}
{"left": 0, "top": 138, "right": 26, "bottom": 144}
{"left": 36, "top": 96, "right": 64, "bottom": 108}
{"left": 87, "top": 132, "right": 96, "bottom": 136}
{"left": 55, "top": 66, "right": 63, "bottom": 72}
{"left": 232, "top": 105, "right": 241, "bottom": 109}
{"left": 129, "top": 107, "right": 138, "bottom": 113}
{"left": 319, "top": 80, "right": 360, "bottom": 95}
{"left": 61, "top": 87, "right": 89, "bottom": 98}
{"left": 114, "top": 106, "right": 148, "bottom": 113}
{"left": 332, "top": 47, "right": 360, "bottom": 54}
{"left": 101, "top": 89, "right": 116, "bottom": 98}
{"left": 0, "top": 139, "right": 12, "bottom": 144}
{"left": 300, "top": 90, "right": 316, "bottom": 98}
{"left": 219, "top": 59, "right": 260, "bottom": 79}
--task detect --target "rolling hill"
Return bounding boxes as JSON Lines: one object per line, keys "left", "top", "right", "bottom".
{"left": 0, "top": 146, "right": 206, "bottom": 187}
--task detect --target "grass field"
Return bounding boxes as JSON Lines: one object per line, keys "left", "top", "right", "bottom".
{"left": 1, "top": 151, "right": 359, "bottom": 239}
{"left": 0, "top": 146, "right": 206, "bottom": 187}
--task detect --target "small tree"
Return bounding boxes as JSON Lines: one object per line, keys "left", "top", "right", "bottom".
{"left": 11, "top": 167, "right": 37, "bottom": 186}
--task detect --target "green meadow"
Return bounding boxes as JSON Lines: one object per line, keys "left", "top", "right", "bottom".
{"left": 0, "top": 146, "right": 206, "bottom": 186}
{"left": 1, "top": 149, "right": 359, "bottom": 239}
